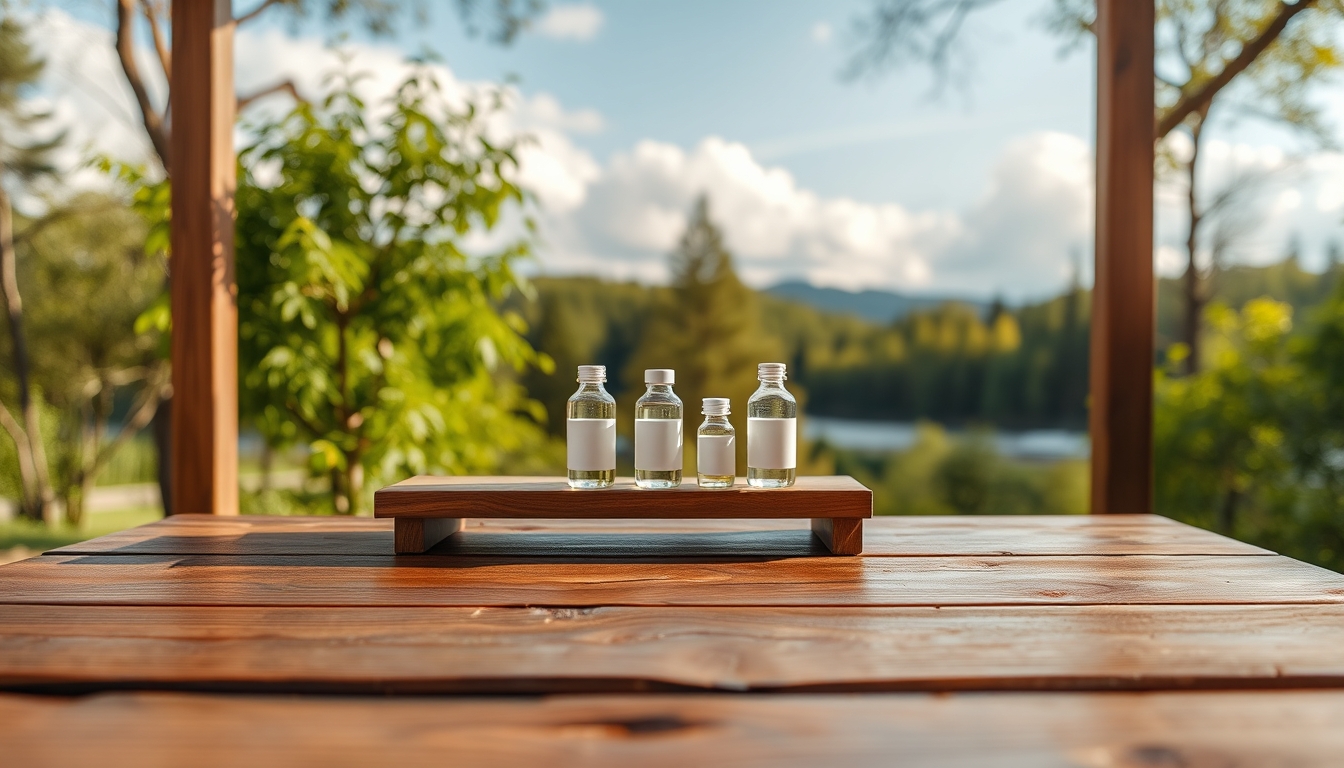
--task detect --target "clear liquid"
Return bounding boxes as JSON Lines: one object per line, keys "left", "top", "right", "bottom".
{"left": 567, "top": 382, "right": 616, "bottom": 489}
{"left": 747, "top": 378, "right": 797, "bottom": 488}
{"left": 569, "top": 468, "right": 616, "bottom": 488}
{"left": 635, "top": 385, "right": 682, "bottom": 489}
{"left": 697, "top": 416, "right": 735, "bottom": 488}
{"left": 747, "top": 467, "right": 795, "bottom": 488}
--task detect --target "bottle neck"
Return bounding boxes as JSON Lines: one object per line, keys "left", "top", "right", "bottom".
{"left": 757, "top": 377, "right": 786, "bottom": 389}
{"left": 701, "top": 413, "right": 731, "bottom": 424}
{"left": 577, "top": 381, "right": 608, "bottom": 395}
{"left": 645, "top": 384, "right": 674, "bottom": 395}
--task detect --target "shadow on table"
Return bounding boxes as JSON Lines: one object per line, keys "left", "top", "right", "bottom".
{"left": 66, "top": 528, "right": 833, "bottom": 562}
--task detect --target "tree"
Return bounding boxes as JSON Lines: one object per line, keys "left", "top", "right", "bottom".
{"left": 846, "top": 0, "right": 1344, "bottom": 372}
{"left": 623, "top": 196, "right": 783, "bottom": 470}
{"left": 0, "top": 16, "right": 61, "bottom": 520}
{"left": 15, "top": 194, "right": 165, "bottom": 526}
{"left": 97, "top": 0, "right": 549, "bottom": 513}
{"left": 234, "top": 69, "right": 550, "bottom": 515}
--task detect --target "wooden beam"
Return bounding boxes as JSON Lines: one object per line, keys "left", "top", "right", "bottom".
{"left": 169, "top": 0, "right": 237, "bottom": 515}
{"left": 1091, "top": 0, "right": 1154, "bottom": 515}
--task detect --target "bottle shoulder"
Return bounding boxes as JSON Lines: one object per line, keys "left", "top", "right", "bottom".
{"left": 569, "top": 387, "right": 615, "bottom": 404}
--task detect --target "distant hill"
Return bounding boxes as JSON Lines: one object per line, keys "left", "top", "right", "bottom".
{"left": 765, "top": 281, "right": 991, "bottom": 325}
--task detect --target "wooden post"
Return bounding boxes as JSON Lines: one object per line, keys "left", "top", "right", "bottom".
{"left": 170, "top": 0, "right": 237, "bottom": 515}
{"left": 1091, "top": 0, "right": 1154, "bottom": 515}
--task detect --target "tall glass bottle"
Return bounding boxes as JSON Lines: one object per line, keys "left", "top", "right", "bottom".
{"left": 567, "top": 365, "right": 616, "bottom": 489}
{"left": 634, "top": 369, "right": 683, "bottom": 488}
{"left": 697, "top": 397, "right": 735, "bottom": 488}
{"left": 747, "top": 362, "right": 796, "bottom": 488}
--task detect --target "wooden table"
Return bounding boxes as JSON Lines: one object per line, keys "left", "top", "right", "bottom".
{"left": 5, "top": 513, "right": 1344, "bottom": 766}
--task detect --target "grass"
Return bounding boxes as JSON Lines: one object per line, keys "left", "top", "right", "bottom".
{"left": 0, "top": 506, "right": 163, "bottom": 553}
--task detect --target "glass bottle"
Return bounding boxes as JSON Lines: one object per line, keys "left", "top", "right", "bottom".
{"left": 634, "top": 369, "right": 683, "bottom": 488}
{"left": 567, "top": 365, "right": 616, "bottom": 489}
{"left": 697, "top": 397, "right": 735, "bottom": 488}
{"left": 747, "top": 362, "right": 796, "bottom": 488}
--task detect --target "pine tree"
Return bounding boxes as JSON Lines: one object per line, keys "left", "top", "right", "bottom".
{"left": 623, "top": 195, "right": 781, "bottom": 470}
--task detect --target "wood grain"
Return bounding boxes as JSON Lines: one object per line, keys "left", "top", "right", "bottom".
{"left": 169, "top": 0, "right": 237, "bottom": 516}
{"left": 811, "top": 517, "right": 862, "bottom": 555}
{"left": 1091, "top": 0, "right": 1155, "bottom": 515}
{"left": 374, "top": 475, "right": 873, "bottom": 519}
{"left": 393, "top": 517, "right": 461, "bottom": 554}
{"left": 47, "top": 514, "right": 1272, "bottom": 557}
{"left": 2, "top": 553, "right": 1338, "bottom": 607}
{"left": 4, "top": 604, "right": 1344, "bottom": 693}
{"left": 8, "top": 690, "right": 1344, "bottom": 767}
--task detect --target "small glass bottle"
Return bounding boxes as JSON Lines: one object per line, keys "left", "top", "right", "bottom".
{"left": 747, "top": 362, "right": 797, "bottom": 488}
{"left": 634, "top": 369, "right": 683, "bottom": 489}
{"left": 697, "top": 398, "right": 735, "bottom": 488}
{"left": 567, "top": 365, "right": 616, "bottom": 489}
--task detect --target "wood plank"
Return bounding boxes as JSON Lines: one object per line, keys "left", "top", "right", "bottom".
{"left": 47, "top": 514, "right": 1272, "bottom": 557}
{"left": 4, "top": 604, "right": 1344, "bottom": 693}
{"left": 1091, "top": 0, "right": 1155, "bottom": 515}
{"left": 374, "top": 475, "right": 873, "bottom": 519}
{"left": 7, "top": 690, "right": 1344, "bottom": 767}
{"left": 393, "top": 517, "right": 461, "bottom": 554}
{"left": 1, "top": 553, "right": 1337, "bottom": 607}
{"left": 810, "top": 517, "right": 862, "bottom": 555}
{"left": 169, "top": 0, "right": 238, "bottom": 515}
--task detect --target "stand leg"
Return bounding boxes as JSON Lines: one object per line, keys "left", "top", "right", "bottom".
{"left": 811, "top": 518, "right": 863, "bottom": 555}
{"left": 394, "top": 518, "right": 463, "bottom": 554}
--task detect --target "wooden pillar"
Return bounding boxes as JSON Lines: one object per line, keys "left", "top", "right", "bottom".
{"left": 1091, "top": 0, "right": 1154, "bottom": 514}
{"left": 170, "top": 0, "right": 237, "bottom": 515}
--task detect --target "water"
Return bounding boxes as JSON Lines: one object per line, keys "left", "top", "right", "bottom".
{"left": 804, "top": 416, "right": 1089, "bottom": 461}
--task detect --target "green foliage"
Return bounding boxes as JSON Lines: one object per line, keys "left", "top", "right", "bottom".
{"left": 1154, "top": 291, "right": 1344, "bottom": 572}
{"left": 0, "top": 15, "right": 60, "bottom": 178}
{"left": 831, "top": 424, "right": 1090, "bottom": 516}
{"left": 234, "top": 69, "right": 552, "bottom": 514}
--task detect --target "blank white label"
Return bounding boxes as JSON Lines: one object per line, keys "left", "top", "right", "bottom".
{"left": 748, "top": 417, "right": 796, "bottom": 470}
{"left": 567, "top": 418, "right": 615, "bottom": 471}
{"left": 635, "top": 418, "right": 683, "bottom": 471}
{"left": 698, "top": 434, "right": 735, "bottom": 477}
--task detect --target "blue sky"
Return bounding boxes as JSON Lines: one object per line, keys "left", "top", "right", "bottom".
{"left": 33, "top": 1, "right": 1344, "bottom": 299}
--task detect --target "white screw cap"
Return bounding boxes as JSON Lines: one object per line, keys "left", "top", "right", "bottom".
{"left": 645, "top": 369, "right": 675, "bottom": 384}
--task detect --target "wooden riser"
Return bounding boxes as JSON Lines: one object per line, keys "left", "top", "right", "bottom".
{"left": 375, "top": 476, "right": 873, "bottom": 555}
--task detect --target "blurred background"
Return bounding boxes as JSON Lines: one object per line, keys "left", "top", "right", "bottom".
{"left": 2, "top": 0, "right": 1344, "bottom": 569}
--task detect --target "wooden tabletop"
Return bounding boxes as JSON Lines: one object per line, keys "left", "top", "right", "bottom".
{"left": 6, "top": 513, "right": 1344, "bottom": 766}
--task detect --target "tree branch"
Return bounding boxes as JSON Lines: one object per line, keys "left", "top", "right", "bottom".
{"left": 237, "top": 79, "right": 305, "bottom": 113}
{"left": 91, "top": 365, "right": 165, "bottom": 475}
{"left": 235, "top": 0, "right": 282, "bottom": 27}
{"left": 1155, "top": 0, "right": 1318, "bottom": 139}
{"left": 139, "top": 0, "right": 172, "bottom": 89}
{"left": 115, "top": 0, "right": 170, "bottom": 167}
{"left": 0, "top": 178, "right": 53, "bottom": 516}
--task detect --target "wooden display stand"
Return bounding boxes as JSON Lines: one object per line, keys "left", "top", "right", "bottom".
{"left": 374, "top": 475, "right": 873, "bottom": 555}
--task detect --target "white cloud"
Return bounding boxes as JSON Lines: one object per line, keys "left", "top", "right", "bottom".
{"left": 811, "top": 22, "right": 833, "bottom": 44}
{"left": 28, "top": 15, "right": 1343, "bottom": 298}
{"left": 535, "top": 3, "right": 605, "bottom": 42}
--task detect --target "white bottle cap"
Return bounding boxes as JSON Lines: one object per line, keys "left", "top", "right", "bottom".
{"left": 702, "top": 397, "right": 730, "bottom": 415}
{"left": 645, "top": 369, "right": 675, "bottom": 385}
{"left": 577, "top": 365, "right": 607, "bottom": 383}
{"left": 757, "top": 362, "right": 787, "bottom": 380}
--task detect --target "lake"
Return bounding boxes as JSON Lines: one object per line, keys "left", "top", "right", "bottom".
{"left": 803, "top": 417, "right": 1089, "bottom": 461}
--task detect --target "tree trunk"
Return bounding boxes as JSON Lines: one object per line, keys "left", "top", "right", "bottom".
{"left": 1181, "top": 114, "right": 1207, "bottom": 376}
{"left": 153, "top": 396, "right": 173, "bottom": 514}
{"left": 347, "top": 456, "right": 363, "bottom": 517}
{"left": 0, "top": 177, "right": 54, "bottom": 520}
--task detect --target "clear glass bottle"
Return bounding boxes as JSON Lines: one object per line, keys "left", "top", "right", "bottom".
{"left": 634, "top": 369, "right": 683, "bottom": 489}
{"left": 747, "top": 362, "right": 797, "bottom": 488}
{"left": 567, "top": 365, "right": 616, "bottom": 489}
{"left": 697, "top": 397, "right": 735, "bottom": 488}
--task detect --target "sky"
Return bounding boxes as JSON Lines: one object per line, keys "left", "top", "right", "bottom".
{"left": 26, "top": 0, "right": 1344, "bottom": 301}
